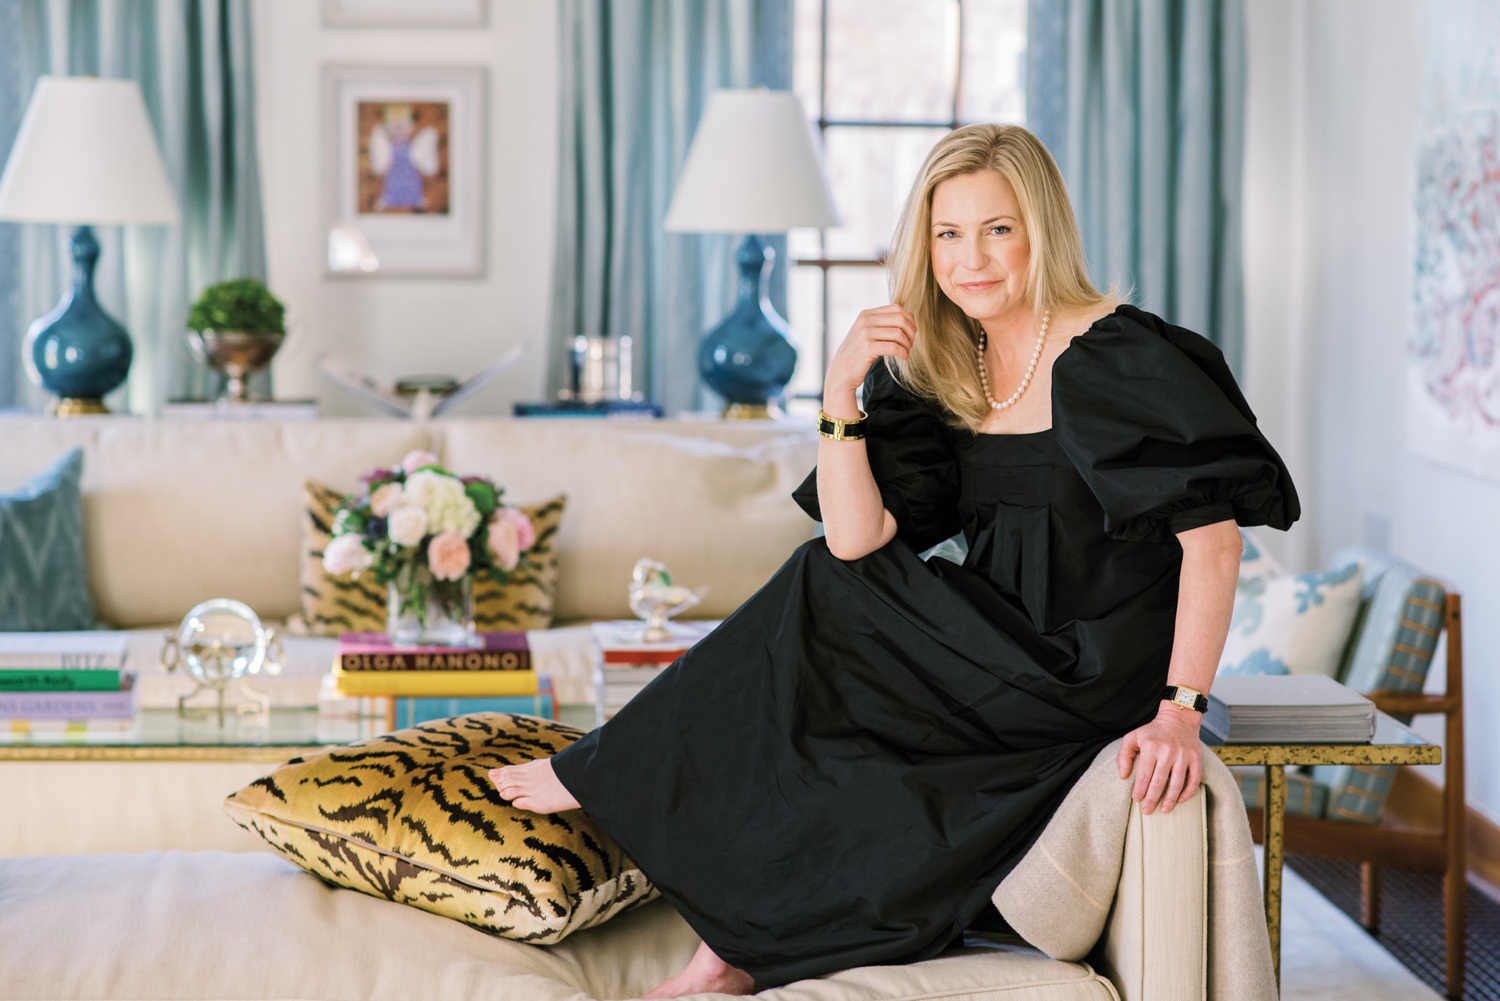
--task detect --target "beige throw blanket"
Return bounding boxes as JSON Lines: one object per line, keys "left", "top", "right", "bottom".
{"left": 994, "top": 740, "right": 1278, "bottom": 1001}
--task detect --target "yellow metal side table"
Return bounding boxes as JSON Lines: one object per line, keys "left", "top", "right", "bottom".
{"left": 1209, "top": 713, "right": 1440, "bottom": 989}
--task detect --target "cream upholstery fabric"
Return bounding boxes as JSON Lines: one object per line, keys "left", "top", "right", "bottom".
{"left": 440, "top": 420, "right": 819, "bottom": 620}
{"left": 0, "top": 851, "right": 1120, "bottom": 1001}
{"left": 0, "top": 418, "right": 433, "bottom": 627}
{"left": 995, "top": 740, "right": 1274, "bottom": 1001}
{"left": 0, "top": 762, "right": 271, "bottom": 855}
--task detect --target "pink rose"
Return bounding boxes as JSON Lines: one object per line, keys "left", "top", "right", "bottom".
{"left": 369, "top": 482, "right": 404, "bottom": 518}
{"left": 487, "top": 515, "right": 521, "bottom": 572}
{"left": 499, "top": 506, "right": 536, "bottom": 552}
{"left": 401, "top": 449, "right": 441, "bottom": 475}
{"left": 427, "top": 530, "right": 472, "bottom": 581}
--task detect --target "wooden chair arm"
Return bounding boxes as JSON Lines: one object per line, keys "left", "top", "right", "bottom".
{"left": 1367, "top": 690, "right": 1460, "bottom": 718}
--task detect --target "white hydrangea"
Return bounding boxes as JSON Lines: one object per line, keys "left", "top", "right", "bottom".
{"left": 403, "top": 470, "right": 481, "bottom": 538}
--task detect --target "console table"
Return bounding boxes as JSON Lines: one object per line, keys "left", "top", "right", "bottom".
{"left": 1209, "top": 712, "right": 1440, "bottom": 988}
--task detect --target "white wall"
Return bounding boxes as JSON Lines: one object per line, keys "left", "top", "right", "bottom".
{"left": 1245, "top": 0, "right": 1500, "bottom": 824}
{"left": 252, "top": 0, "right": 558, "bottom": 417}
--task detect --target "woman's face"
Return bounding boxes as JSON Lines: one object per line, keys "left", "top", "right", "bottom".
{"left": 929, "top": 170, "right": 1031, "bottom": 327}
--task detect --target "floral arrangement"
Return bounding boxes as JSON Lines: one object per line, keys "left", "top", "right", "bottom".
{"left": 322, "top": 450, "right": 537, "bottom": 639}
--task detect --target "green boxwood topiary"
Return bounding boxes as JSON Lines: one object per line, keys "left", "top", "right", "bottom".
{"left": 188, "top": 278, "right": 286, "bottom": 334}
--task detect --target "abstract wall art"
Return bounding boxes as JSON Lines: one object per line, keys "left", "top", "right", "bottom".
{"left": 1408, "top": 0, "right": 1500, "bottom": 479}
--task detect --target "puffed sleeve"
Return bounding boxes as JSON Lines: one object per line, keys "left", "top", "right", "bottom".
{"left": 1051, "top": 305, "right": 1299, "bottom": 543}
{"left": 793, "top": 361, "right": 962, "bottom": 553}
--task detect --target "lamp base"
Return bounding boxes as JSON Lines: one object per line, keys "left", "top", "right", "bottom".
{"left": 52, "top": 397, "right": 110, "bottom": 417}
{"left": 721, "top": 402, "right": 783, "bottom": 421}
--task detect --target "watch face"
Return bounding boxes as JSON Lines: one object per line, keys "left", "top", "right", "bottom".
{"left": 1174, "top": 689, "right": 1196, "bottom": 709}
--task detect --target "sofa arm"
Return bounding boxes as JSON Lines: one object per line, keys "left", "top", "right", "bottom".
{"left": 1093, "top": 787, "right": 1207, "bottom": 1001}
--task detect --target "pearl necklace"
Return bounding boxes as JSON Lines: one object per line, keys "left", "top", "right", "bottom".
{"left": 977, "top": 310, "right": 1050, "bottom": 411}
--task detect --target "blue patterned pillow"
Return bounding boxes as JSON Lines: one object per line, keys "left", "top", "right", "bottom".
{"left": 1218, "top": 561, "right": 1364, "bottom": 677}
{"left": 0, "top": 449, "right": 93, "bottom": 630}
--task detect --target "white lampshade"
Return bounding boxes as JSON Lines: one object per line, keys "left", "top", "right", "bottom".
{"left": 0, "top": 76, "right": 178, "bottom": 225}
{"left": 664, "top": 89, "right": 840, "bottom": 234}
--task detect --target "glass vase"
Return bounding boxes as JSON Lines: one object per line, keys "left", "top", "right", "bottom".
{"left": 386, "top": 563, "right": 477, "bottom": 647}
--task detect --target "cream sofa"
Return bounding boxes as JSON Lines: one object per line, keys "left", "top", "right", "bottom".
{"left": 0, "top": 415, "right": 1209, "bottom": 1001}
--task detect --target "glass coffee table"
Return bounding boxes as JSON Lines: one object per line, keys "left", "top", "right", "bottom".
{"left": 0, "top": 706, "right": 362, "bottom": 762}
{"left": 1208, "top": 711, "right": 1440, "bottom": 988}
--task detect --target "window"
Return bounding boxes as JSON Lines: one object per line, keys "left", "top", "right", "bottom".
{"left": 785, "top": 0, "right": 1027, "bottom": 413}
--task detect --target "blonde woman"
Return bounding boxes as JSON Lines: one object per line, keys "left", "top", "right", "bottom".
{"left": 493, "top": 124, "right": 1298, "bottom": 997}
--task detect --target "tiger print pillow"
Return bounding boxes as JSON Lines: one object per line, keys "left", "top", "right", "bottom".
{"left": 223, "top": 713, "right": 655, "bottom": 942}
{"left": 300, "top": 480, "right": 566, "bottom": 636}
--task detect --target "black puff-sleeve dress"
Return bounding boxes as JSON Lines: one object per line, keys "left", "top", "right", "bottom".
{"left": 551, "top": 305, "right": 1298, "bottom": 987}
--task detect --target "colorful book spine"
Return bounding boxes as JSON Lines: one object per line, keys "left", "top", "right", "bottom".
{"left": 0, "top": 653, "right": 128, "bottom": 669}
{"left": 332, "top": 666, "right": 540, "bottom": 698}
{"left": 396, "top": 693, "right": 556, "bottom": 728}
{"left": 336, "top": 632, "right": 530, "bottom": 672}
{"left": 6, "top": 718, "right": 137, "bottom": 735}
{"left": 0, "top": 670, "right": 122, "bottom": 693}
{"left": 0, "top": 675, "right": 137, "bottom": 719}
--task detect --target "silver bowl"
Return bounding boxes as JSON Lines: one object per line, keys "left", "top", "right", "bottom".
{"left": 187, "top": 330, "right": 286, "bottom": 401}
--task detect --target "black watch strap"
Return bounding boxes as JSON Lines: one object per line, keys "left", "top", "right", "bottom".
{"left": 1162, "top": 685, "right": 1209, "bottom": 713}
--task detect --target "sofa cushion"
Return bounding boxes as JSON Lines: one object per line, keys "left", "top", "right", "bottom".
{"left": 0, "top": 850, "right": 1120, "bottom": 1000}
{"left": 0, "top": 418, "right": 434, "bottom": 628}
{"left": 439, "top": 421, "right": 819, "bottom": 621}
{"left": 300, "top": 481, "right": 566, "bottom": 636}
{"left": 0, "top": 448, "right": 93, "bottom": 631}
{"left": 223, "top": 713, "right": 654, "bottom": 944}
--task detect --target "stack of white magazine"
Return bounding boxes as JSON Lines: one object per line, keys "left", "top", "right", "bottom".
{"left": 1204, "top": 674, "right": 1376, "bottom": 744}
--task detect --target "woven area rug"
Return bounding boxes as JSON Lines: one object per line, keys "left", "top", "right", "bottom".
{"left": 1289, "top": 854, "right": 1500, "bottom": 1000}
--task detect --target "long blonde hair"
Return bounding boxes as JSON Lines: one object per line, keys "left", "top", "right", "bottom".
{"left": 886, "top": 124, "right": 1113, "bottom": 432}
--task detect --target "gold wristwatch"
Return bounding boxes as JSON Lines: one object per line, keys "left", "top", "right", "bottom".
{"left": 1162, "top": 685, "right": 1208, "bottom": 713}
{"left": 817, "top": 409, "right": 868, "bottom": 441}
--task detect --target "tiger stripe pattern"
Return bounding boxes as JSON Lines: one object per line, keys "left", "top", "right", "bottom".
{"left": 300, "top": 480, "right": 566, "bottom": 636}
{"left": 224, "top": 712, "right": 655, "bottom": 943}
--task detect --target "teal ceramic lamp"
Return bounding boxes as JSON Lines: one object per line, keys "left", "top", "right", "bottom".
{"left": 0, "top": 77, "right": 179, "bottom": 415}
{"left": 664, "top": 90, "right": 840, "bottom": 419}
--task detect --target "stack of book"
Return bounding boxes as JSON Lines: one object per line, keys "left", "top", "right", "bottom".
{"left": 1204, "top": 675, "right": 1376, "bottom": 744}
{"left": 329, "top": 632, "right": 554, "bottom": 728}
{"left": 592, "top": 620, "right": 718, "bottom": 724}
{"left": 0, "top": 633, "right": 137, "bottom": 740}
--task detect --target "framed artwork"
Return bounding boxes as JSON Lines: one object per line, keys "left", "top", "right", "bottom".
{"left": 323, "top": 65, "right": 486, "bottom": 277}
{"left": 1407, "top": 0, "right": 1500, "bottom": 479}
{"left": 322, "top": 0, "right": 486, "bottom": 29}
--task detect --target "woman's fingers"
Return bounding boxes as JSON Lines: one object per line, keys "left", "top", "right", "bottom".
{"left": 1140, "top": 753, "right": 1172, "bottom": 814}
{"left": 1158, "top": 757, "right": 1188, "bottom": 814}
{"left": 1117, "top": 731, "right": 1140, "bottom": 779}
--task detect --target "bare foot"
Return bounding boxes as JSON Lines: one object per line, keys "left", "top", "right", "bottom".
{"left": 643, "top": 941, "right": 756, "bottom": 998}
{"left": 488, "top": 757, "right": 581, "bottom": 814}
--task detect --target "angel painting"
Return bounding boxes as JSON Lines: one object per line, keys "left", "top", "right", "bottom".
{"left": 357, "top": 102, "right": 450, "bottom": 215}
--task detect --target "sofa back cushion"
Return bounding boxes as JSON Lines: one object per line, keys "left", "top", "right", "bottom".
{"left": 440, "top": 421, "right": 819, "bottom": 621}
{"left": 0, "top": 419, "right": 432, "bottom": 628}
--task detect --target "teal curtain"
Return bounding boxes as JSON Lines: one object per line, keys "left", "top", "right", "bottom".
{"left": 0, "top": 2, "right": 22, "bottom": 409}
{"left": 1026, "top": 0, "right": 1246, "bottom": 372}
{"left": 6, "top": 0, "right": 265, "bottom": 414}
{"left": 550, "top": 0, "right": 791, "bottom": 415}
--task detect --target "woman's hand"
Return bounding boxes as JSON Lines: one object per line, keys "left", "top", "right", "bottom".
{"left": 823, "top": 304, "right": 916, "bottom": 416}
{"left": 1116, "top": 704, "right": 1203, "bottom": 815}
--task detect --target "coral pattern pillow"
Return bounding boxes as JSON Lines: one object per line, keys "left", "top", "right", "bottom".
{"left": 300, "top": 480, "right": 565, "bottom": 635}
{"left": 1219, "top": 561, "right": 1364, "bottom": 677}
{"left": 223, "top": 713, "right": 655, "bottom": 942}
